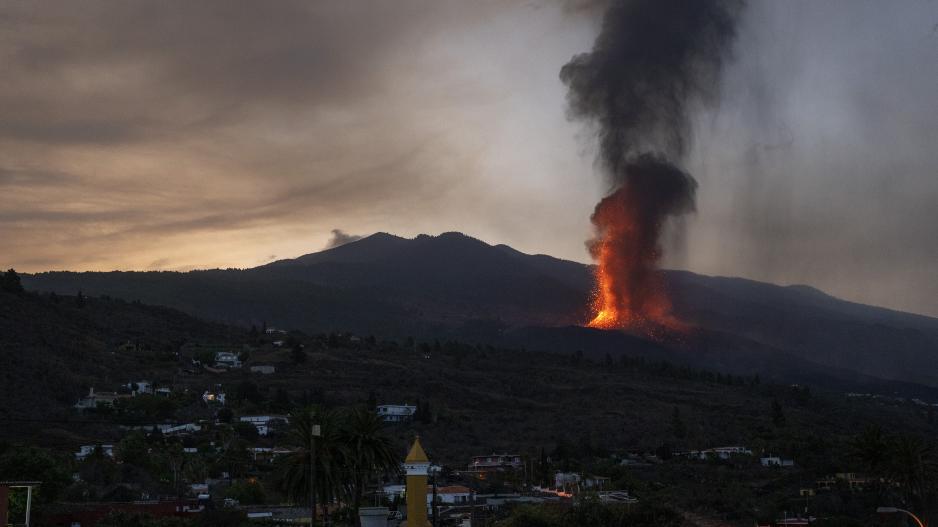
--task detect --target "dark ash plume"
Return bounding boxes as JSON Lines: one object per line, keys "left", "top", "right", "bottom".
{"left": 562, "top": 0, "right": 744, "bottom": 330}
{"left": 561, "top": 0, "right": 744, "bottom": 170}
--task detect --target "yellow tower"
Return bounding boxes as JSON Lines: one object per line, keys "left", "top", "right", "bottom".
{"left": 404, "top": 436, "right": 432, "bottom": 527}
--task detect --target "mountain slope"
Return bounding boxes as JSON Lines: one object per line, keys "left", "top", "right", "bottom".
{"left": 21, "top": 232, "right": 938, "bottom": 388}
{"left": 0, "top": 289, "right": 243, "bottom": 421}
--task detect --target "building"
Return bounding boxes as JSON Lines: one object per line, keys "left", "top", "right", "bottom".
{"left": 554, "top": 472, "right": 610, "bottom": 493}
{"left": 75, "top": 445, "right": 115, "bottom": 461}
{"left": 598, "top": 491, "right": 638, "bottom": 504}
{"left": 468, "top": 453, "right": 523, "bottom": 474}
{"left": 126, "top": 380, "right": 153, "bottom": 395}
{"left": 250, "top": 365, "right": 276, "bottom": 374}
{"left": 404, "top": 437, "right": 431, "bottom": 527}
{"left": 239, "top": 415, "right": 289, "bottom": 436}
{"left": 202, "top": 391, "right": 226, "bottom": 405}
{"left": 156, "top": 423, "right": 202, "bottom": 436}
{"left": 214, "top": 352, "right": 242, "bottom": 369}
{"left": 155, "top": 387, "right": 172, "bottom": 397}
{"left": 383, "top": 484, "right": 406, "bottom": 500}
{"left": 74, "top": 388, "right": 129, "bottom": 410}
{"left": 555, "top": 472, "right": 580, "bottom": 491}
{"left": 816, "top": 473, "right": 871, "bottom": 492}
{"left": 761, "top": 456, "right": 795, "bottom": 467}
{"left": 377, "top": 404, "right": 417, "bottom": 423}
{"left": 679, "top": 446, "right": 753, "bottom": 460}
{"left": 431, "top": 485, "right": 471, "bottom": 505}
{"left": 249, "top": 447, "right": 295, "bottom": 462}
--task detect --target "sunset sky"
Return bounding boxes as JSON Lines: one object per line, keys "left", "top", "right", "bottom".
{"left": 2, "top": 0, "right": 938, "bottom": 317}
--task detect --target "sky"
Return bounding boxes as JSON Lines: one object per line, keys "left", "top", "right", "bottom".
{"left": 1, "top": 1, "right": 937, "bottom": 317}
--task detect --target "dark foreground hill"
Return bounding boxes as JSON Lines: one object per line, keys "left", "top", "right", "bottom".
{"left": 2, "top": 287, "right": 936, "bottom": 469}
{"left": 22, "top": 232, "right": 938, "bottom": 388}
{"left": 0, "top": 290, "right": 243, "bottom": 423}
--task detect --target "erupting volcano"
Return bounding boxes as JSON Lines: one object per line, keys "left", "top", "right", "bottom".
{"left": 586, "top": 155, "right": 696, "bottom": 330}
{"left": 561, "top": 0, "right": 743, "bottom": 332}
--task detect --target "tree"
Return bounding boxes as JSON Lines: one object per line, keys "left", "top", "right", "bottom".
{"left": 0, "top": 269, "right": 24, "bottom": 295}
{"left": 234, "top": 421, "right": 260, "bottom": 441}
{"left": 291, "top": 346, "right": 308, "bottom": 364}
{"left": 887, "top": 434, "right": 936, "bottom": 513}
{"left": 771, "top": 399, "right": 786, "bottom": 427}
{"left": 0, "top": 447, "right": 72, "bottom": 503}
{"left": 216, "top": 407, "right": 234, "bottom": 423}
{"left": 278, "top": 407, "right": 345, "bottom": 526}
{"left": 226, "top": 479, "right": 266, "bottom": 505}
{"left": 670, "top": 407, "right": 687, "bottom": 439}
{"left": 850, "top": 424, "right": 889, "bottom": 477}
{"left": 232, "top": 380, "right": 263, "bottom": 406}
{"left": 338, "top": 407, "right": 401, "bottom": 525}
{"left": 272, "top": 388, "right": 293, "bottom": 412}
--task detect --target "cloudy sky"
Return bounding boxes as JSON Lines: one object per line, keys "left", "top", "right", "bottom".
{"left": 2, "top": 1, "right": 937, "bottom": 317}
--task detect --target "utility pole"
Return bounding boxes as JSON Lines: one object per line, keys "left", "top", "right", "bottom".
{"left": 431, "top": 470, "right": 438, "bottom": 527}
{"left": 310, "top": 422, "right": 321, "bottom": 527}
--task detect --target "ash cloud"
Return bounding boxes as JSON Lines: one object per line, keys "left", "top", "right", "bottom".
{"left": 561, "top": 0, "right": 743, "bottom": 171}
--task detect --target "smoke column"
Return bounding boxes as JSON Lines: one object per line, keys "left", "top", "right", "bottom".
{"left": 561, "top": 0, "right": 744, "bottom": 331}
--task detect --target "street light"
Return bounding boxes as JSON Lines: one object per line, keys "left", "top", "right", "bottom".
{"left": 877, "top": 507, "right": 926, "bottom": 527}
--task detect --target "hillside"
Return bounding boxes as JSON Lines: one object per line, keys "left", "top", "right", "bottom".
{"left": 2, "top": 287, "right": 936, "bottom": 466}
{"left": 0, "top": 289, "right": 243, "bottom": 425}
{"left": 3, "top": 287, "right": 938, "bottom": 526}
{"left": 21, "top": 232, "right": 938, "bottom": 388}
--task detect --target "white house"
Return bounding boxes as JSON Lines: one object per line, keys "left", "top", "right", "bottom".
{"left": 383, "top": 484, "right": 406, "bottom": 500}
{"left": 240, "top": 415, "right": 290, "bottom": 436}
{"left": 74, "top": 387, "right": 129, "bottom": 410}
{"left": 680, "top": 446, "right": 753, "bottom": 460}
{"left": 214, "top": 352, "right": 242, "bottom": 369}
{"left": 155, "top": 387, "right": 172, "bottom": 397}
{"left": 376, "top": 404, "right": 416, "bottom": 423}
{"left": 761, "top": 456, "right": 795, "bottom": 467}
{"left": 157, "top": 423, "right": 202, "bottom": 435}
{"left": 430, "top": 485, "right": 471, "bottom": 505}
{"left": 75, "top": 444, "right": 115, "bottom": 461}
{"left": 554, "top": 472, "right": 609, "bottom": 492}
{"left": 126, "top": 380, "right": 153, "bottom": 395}
{"left": 250, "top": 365, "right": 276, "bottom": 375}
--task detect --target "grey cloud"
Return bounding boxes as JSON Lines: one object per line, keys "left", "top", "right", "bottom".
{"left": 325, "top": 230, "right": 364, "bottom": 249}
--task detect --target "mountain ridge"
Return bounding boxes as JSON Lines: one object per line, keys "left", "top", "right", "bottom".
{"left": 21, "top": 231, "right": 938, "bottom": 388}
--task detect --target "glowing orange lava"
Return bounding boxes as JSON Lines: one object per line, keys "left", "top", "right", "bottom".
{"left": 585, "top": 184, "right": 681, "bottom": 333}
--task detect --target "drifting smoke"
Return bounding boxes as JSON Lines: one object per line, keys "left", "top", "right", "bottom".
{"left": 325, "top": 229, "right": 363, "bottom": 249}
{"left": 561, "top": 0, "right": 743, "bottom": 331}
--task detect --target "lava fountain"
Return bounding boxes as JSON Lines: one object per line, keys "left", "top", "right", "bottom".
{"left": 560, "top": 0, "right": 743, "bottom": 333}
{"left": 585, "top": 155, "right": 696, "bottom": 331}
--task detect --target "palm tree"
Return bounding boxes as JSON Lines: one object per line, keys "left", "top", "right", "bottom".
{"left": 278, "top": 406, "right": 345, "bottom": 526}
{"left": 887, "top": 435, "right": 936, "bottom": 514}
{"left": 851, "top": 424, "right": 890, "bottom": 477}
{"left": 338, "top": 406, "right": 401, "bottom": 525}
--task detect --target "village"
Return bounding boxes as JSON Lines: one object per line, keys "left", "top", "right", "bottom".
{"left": 2, "top": 324, "right": 921, "bottom": 527}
